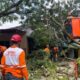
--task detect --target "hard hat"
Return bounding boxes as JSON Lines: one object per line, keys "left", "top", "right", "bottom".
{"left": 11, "top": 34, "right": 22, "bottom": 42}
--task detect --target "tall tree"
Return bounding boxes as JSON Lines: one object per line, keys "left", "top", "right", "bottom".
{"left": 0, "top": 0, "right": 79, "bottom": 46}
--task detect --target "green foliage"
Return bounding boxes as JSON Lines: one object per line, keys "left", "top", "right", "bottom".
{"left": 0, "top": 0, "right": 79, "bottom": 47}
{"left": 76, "top": 57, "right": 80, "bottom": 77}
{"left": 26, "top": 0, "right": 79, "bottom": 47}
{"left": 27, "top": 49, "right": 49, "bottom": 60}
{"left": 27, "top": 49, "right": 57, "bottom": 80}
{"left": 31, "top": 27, "right": 50, "bottom": 47}
{"left": 77, "top": 57, "right": 80, "bottom": 65}
{"left": 0, "top": 0, "right": 79, "bottom": 23}
{"left": 28, "top": 49, "right": 70, "bottom": 80}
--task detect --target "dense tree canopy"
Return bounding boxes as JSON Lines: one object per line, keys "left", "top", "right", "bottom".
{"left": 0, "top": 0, "right": 79, "bottom": 23}
{"left": 0, "top": 0, "right": 80, "bottom": 46}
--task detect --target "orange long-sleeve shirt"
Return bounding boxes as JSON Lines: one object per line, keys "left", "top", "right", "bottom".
{"left": 44, "top": 48, "right": 50, "bottom": 54}
{"left": 0, "top": 45, "right": 7, "bottom": 53}
{"left": 1, "top": 45, "right": 28, "bottom": 80}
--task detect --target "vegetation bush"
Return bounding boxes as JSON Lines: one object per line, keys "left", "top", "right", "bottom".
{"left": 77, "top": 57, "right": 80, "bottom": 77}
{"left": 27, "top": 49, "right": 57, "bottom": 80}
{"left": 27, "top": 49, "right": 74, "bottom": 80}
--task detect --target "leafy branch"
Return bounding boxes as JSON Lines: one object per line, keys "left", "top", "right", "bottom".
{"left": 0, "top": 0, "right": 23, "bottom": 17}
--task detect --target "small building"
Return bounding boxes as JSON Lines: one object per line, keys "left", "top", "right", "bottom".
{"left": 0, "top": 24, "right": 27, "bottom": 53}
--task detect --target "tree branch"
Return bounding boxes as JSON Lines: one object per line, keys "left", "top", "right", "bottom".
{"left": 0, "top": 10, "right": 17, "bottom": 17}
{"left": 0, "top": 0, "right": 23, "bottom": 18}
{"left": 49, "top": 13, "right": 80, "bottom": 45}
{"left": 5, "top": 0, "right": 23, "bottom": 12}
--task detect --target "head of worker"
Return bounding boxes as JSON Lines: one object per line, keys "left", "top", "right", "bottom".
{"left": 10, "top": 34, "right": 22, "bottom": 47}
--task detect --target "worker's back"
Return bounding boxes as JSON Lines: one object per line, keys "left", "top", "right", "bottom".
{"left": 4, "top": 47, "right": 23, "bottom": 65}
{"left": 2, "top": 46, "right": 25, "bottom": 78}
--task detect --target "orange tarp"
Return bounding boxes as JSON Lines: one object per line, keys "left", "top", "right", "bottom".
{"left": 72, "top": 18, "right": 80, "bottom": 38}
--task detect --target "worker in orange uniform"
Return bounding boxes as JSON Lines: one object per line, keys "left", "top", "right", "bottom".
{"left": 0, "top": 45, "right": 7, "bottom": 63}
{"left": 0, "top": 45, "right": 7, "bottom": 80}
{"left": 53, "top": 47, "right": 59, "bottom": 62}
{"left": 44, "top": 44, "right": 50, "bottom": 54}
{"left": 1, "top": 34, "right": 28, "bottom": 80}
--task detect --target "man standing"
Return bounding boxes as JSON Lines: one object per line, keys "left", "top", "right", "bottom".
{"left": 1, "top": 34, "right": 28, "bottom": 80}
{"left": 44, "top": 44, "right": 50, "bottom": 54}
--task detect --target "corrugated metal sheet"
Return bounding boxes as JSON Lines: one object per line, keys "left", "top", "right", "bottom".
{"left": 0, "top": 20, "right": 21, "bottom": 30}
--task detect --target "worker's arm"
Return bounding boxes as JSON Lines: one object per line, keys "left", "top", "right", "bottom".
{"left": 19, "top": 51, "right": 29, "bottom": 80}
{"left": 1, "top": 46, "right": 7, "bottom": 53}
{"left": 1, "top": 55, "right": 5, "bottom": 65}
{"left": 1, "top": 55, "right": 5, "bottom": 76}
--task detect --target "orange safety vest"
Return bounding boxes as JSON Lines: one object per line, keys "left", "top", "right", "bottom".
{"left": 1, "top": 45, "right": 28, "bottom": 79}
{"left": 54, "top": 47, "right": 58, "bottom": 53}
{"left": 44, "top": 48, "right": 50, "bottom": 54}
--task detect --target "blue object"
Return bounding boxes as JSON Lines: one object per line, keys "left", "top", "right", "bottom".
{"left": 65, "top": 24, "right": 72, "bottom": 34}
{"left": 5, "top": 73, "right": 24, "bottom": 80}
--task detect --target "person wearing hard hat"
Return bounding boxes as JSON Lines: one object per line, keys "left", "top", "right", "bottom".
{"left": 44, "top": 44, "right": 50, "bottom": 54}
{"left": 53, "top": 47, "right": 59, "bottom": 62}
{"left": 1, "top": 34, "right": 28, "bottom": 80}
